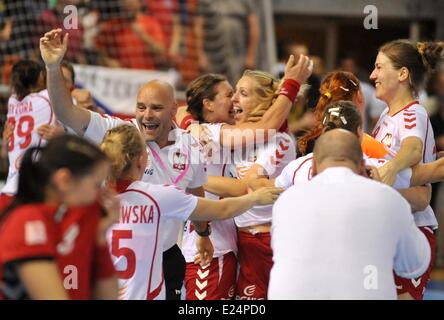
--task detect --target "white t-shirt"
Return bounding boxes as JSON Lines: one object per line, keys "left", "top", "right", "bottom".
{"left": 269, "top": 167, "right": 431, "bottom": 300}
{"left": 275, "top": 153, "right": 413, "bottom": 190}
{"left": 2, "top": 90, "right": 57, "bottom": 194}
{"left": 107, "top": 181, "right": 198, "bottom": 300}
{"left": 234, "top": 132, "right": 296, "bottom": 228}
{"left": 181, "top": 123, "right": 238, "bottom": 262}
{"left": 84, "top": 111, "right": 208, "bottom": 250}
{"left": 372, "top": 102, "right": 437, "bottom": 228}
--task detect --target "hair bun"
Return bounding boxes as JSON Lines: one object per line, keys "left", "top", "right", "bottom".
{"left": 416, "top": 41, "right": 444, "bottom": 71}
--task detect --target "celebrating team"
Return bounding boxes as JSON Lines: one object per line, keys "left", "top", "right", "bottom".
{"left": 0, "top": 28, "right": 443, "bottom": 300}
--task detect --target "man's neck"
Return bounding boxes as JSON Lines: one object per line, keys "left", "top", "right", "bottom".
{"left": 153, "top": 126, "right": 176, "bottom": 149}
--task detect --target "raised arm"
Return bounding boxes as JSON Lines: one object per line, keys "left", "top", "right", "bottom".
{"left": 219, "top": 55, "right": 312, "bottom": 149}
{"left": 40, "top": 29, "right": 91, "bottom": 135}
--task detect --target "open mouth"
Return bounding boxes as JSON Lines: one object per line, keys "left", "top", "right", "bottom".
{"left": 142, "top": 122, "right": 160, "bottom": 132}
{"left": 233, "top": 106, "right": 243, "bottom": 115}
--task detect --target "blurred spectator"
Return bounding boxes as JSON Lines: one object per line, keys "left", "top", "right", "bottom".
{"left": 145, "top": 0, "right": 184, "bottom": 66}
{"left": 96, "top": 0, "right": 166, "bottom": 69}
{"left": 37, "top": 0, "right": 86, "bottom": 64}
{"left": 195, "top": 0, "right": 259, "bottom": 84}
{"left": 430, "top": 69, "right": 444, "bottom": 151}
{"left": 72, "top": 88, "right": 105, "bottom": 114}
{"left": 429, "top": 67, "right": 444, "bottom": 268}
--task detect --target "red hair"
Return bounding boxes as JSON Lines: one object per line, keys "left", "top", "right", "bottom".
{"left": 298, "top": 71, "right": 361, "bottom": 154}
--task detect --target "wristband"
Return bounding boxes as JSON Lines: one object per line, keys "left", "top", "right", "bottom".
{"left": 195, "top": 224, "right": 212, "bottom": 237}
{"left": 279, "top": 79, "right": 301, "bottom": 104}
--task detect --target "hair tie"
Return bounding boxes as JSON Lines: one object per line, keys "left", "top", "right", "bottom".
{"left": 416, "top": 44, "right": 428, "bottom": 67}
{"left": 324, "top": 92, "right": 332, "bottom": 100}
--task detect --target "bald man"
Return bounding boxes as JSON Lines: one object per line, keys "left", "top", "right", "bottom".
{"left": 268, "top": 129, "right": 431, "bottom": 299}
{"left": 41, "top": 28, "right": 212, "bottom": 300}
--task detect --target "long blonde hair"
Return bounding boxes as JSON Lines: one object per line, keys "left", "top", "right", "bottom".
{"left": 100, "top": 125, "right": 145, "bottom": 181}
{"left": 242, "top": 70, "right": 281, "bottom": 118}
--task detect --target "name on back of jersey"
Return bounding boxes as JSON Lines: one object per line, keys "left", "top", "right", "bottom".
{"left": 8, "top": 100, "right": 33, "bottom": 116}
{"left": 120, "top": 205, "right": 155, "bottom": 224}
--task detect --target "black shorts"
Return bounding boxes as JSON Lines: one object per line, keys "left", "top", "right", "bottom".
{"left": 163, "top": 244, "right": 186, "bottom": 300}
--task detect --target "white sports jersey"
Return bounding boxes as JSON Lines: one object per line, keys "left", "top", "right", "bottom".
{"left": 275, "top": 153, "right": 412, "bottom": 190}
{"left": 234, "top": 132, "right": 296, "bottom": 228}
{"left": 2, "top": 90, "right": 56, "bottom": 195}
{"left": 364, "top": 156, "right": 412, "bottom": 190}
{"left": 181, "top": 123, "right": 238, "bottom": 262}
{"left": 84, "top": 111, "right": 208, "bottom": 250}
{"left": 107, "top": 181, "right": 198, "bottom": 300}
{"left": 275, "top": 153, "right": 314, "bottom": 188}
{"left": 372, "top": 101, "right": 437, "bottom": 228}
{"left": 269, "top": 167, "right": 431, "bottom": 300}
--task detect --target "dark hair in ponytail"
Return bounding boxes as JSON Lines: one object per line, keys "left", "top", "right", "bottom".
{"left": 10, "top": 60, "right": 45, "bottom": 100}
{"left": 380, "top": 39, "right": 444, "bottom": 96}
{"left": 0, "top": 134, "right": 108, "bottom": 223}
{"left": 322, "top": 100, "right": 362, "bottom": 136}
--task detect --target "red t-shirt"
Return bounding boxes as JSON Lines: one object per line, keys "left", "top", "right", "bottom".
{"left": 96, "top": 14, "right": 166, "bottom": 69}
{"left": 0, "top": 203, "right": 115, "bottom": 300}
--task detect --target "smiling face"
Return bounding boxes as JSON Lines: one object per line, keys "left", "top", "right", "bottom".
{"left": 370, "top": 52, "right": 403, "bottom": 102}
{"left": 135, "top": 82, "right": 177, "bottom": 145}
{"left": 232, "top": 76, "right": 261, "bottom": 123}
{"left": 206, "top": 80, "right": 235, "bottom": 124}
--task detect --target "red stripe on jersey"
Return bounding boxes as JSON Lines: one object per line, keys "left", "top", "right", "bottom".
{"left": 405, "top": 124, "right": 417, "bottom": 129}
{"left": 279, "top": 141, "right": 289, "bottom": 151}
{"left": 120, "top": 188, "right": 162, "bottom": 300}
{"left": 423, "top": 120, "right": 429, "bottom": 161}
{"left": 147, "top": 273, "right": 164, "bottom": 300}
{"left": 404, "top": 117, "right": 416, "bottom": 123}
{"left": 391, "top": 101, "right": 419, "bottom": 117}
{"left": 292, "top": 156, "right": 313, "bottom": 185}
{"left": 275, "top": 150, "right": 285, "bottom": 159}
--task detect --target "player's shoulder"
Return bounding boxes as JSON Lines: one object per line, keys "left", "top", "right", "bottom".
{"left": 1, "top": 204, "right": 53, "bottom": 234}
{"left": 29, "top": 89, "right": 51, "bottom": 104}
{"left": 293, "top": 152, "right": 314, "bottom": 166}
{"left": 402, "top": 102, "right": 427, "bottom": 116}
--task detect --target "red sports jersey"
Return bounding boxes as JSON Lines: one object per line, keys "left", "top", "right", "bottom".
{"left": 0, "top": 203, "right": 115, "bottom": 300}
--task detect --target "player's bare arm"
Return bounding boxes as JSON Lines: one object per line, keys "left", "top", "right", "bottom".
{"left": 378, "top": 136, "right": 423, "bottom": 186}
{"left": 40, "top": 29, "right": 91, "bottom": 135}
{"left": 190, "top": 187, "right": 282, "bottom": 221}
{"left": 204, "top": 176, "right": 248, "bottom": 197}
{"left": 18, "top": 261, "right": 69, "bottom": 300}
{"left": 397, "top": 185, "right": 431, "bottom": 213}
{"left": 410, "top": 157, "right": 444, "bottom": 186}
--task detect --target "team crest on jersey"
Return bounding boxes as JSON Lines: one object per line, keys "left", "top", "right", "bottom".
{"left": 173, "top": 152, "right": 187, "bottom": 171}
{"left": 381, "top": 133, "right": 393, "bottom": 148}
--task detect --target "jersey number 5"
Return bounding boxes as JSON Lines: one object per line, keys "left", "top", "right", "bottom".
{"left": 7, "top": 116, "right": 35, "bottom": 152}
{"left": 111, "top": 230, "right": 136, "bottom": 279}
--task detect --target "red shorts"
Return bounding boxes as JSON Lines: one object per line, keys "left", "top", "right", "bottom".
{"left": 394, "top": 226, "right": 436, "bottom": 300}
{"left": 236, "top": 231, "right": 273, "bottom": 300}
{"left": 0, "top": 194, "right": 13, "bottom": 213}
{"left": 185, "top": 251, "right": 237, "bottom": 300}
